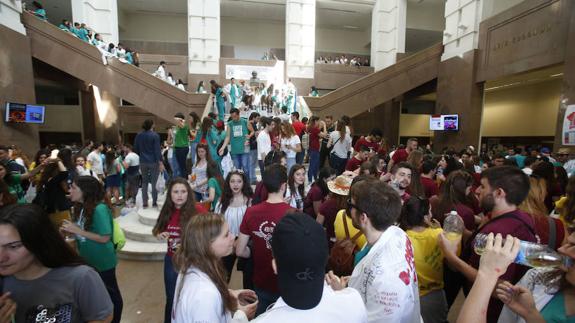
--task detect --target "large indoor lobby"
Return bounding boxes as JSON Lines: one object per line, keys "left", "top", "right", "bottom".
{"left": 1, "top": 0, "right": 574, "bottom": 322}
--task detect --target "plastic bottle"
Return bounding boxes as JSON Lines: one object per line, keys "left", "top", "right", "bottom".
{"left": 473, "top": 233, "right": 573, "bottom": 268}
{"left": 443, "top": 210, "right": 464, "bottom": 241}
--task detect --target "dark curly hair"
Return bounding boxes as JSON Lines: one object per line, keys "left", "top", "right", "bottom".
{"left": 218, "top": 171, "right": 253, "bottom": 214}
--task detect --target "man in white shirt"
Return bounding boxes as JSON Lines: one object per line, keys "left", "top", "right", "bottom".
{"left": 153, "top": 61, "right": 167, "bottom": 80}
{"left": 254, "top": 213, "right": 367, "bottom": 323}
{"left": 86, "top": 143, "right": 105, "bottom": 180}
{"left": 256, "top": 117, "right": 273, "bottom": 174}
{"left": 122, "top": 144, "right": 140, "bottom": 206}
{"left": 326, "top": 179, "right": 421, "bottom": 323}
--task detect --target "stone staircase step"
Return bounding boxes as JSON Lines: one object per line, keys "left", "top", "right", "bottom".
{"left": 117, "top": 238, "right": 166, "bottom": 261}
{"left": 139, "top": 208, "right": 160, "bottom": 226}
{"left": 117, "top": 210, "right": 159, "bottom": 243}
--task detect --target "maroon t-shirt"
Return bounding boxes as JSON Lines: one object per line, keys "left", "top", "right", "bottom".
{"left": 345, "top": 157, "right": 363, "bottom": 171}
{"left": 463, "top": 209, "right": 536, "bottom": 323}
{"left": 353, "top": 137, "right": 380, "bottom": 152}
{"left": 391, "top": 148, "right": 409, "bottom": 163}
{"left": 292, "top": 121, "right": 306, "bottom": 136}
{"left": 319, "top": 198, "right": 340, "bottom": 240}
{"left": 165, "top": 204, "right": 207, "bottom": 257}
{"left": 304, "top": 184, "right": 327, "bottom": 218}
{"left": 420, "top": 176, "right": 438, "bottom": 198}
{"left": 308, "top": 126, "right": 321, "bottom": 151}
{"left": 239, "top": 201, "right": 293, "bottom": 293}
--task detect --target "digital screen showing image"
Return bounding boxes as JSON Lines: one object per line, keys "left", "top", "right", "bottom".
{"left": 25, "top": 105, "right": 45, "bottom": 123}
{"left": 443, "top": 115, "right": 458, "bottom": 130}
{"left": 5, "top": 103, "right": 27, "bottom": 123}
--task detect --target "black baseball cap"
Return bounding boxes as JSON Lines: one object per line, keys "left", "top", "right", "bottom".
{"left": 271, "top": 213, "right": 328, "bottom": 310}
{"left": 174, "top": 112, "right": 185, "bottom": 119}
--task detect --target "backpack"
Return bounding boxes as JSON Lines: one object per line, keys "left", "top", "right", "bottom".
{"left": 328, "top": 213, "right": 362, "bottom": 276}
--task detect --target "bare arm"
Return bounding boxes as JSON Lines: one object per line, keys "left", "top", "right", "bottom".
{"left": 235, "top": 233, "right": 251, "bottom": 258}
{"left": 61, "top": 219, "right": 111, "bottom": 244}
{"left": 219, "top": 128, "right": 232, "bottom": 156}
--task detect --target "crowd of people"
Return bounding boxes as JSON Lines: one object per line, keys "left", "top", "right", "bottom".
{"left": 316, "top": 55, "right": 369, "bottom": 67}
{"left": 1, "top": 105, "right": 575, "bottom": 322}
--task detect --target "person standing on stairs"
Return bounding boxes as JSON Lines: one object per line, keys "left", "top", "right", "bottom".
{"left": 211, "top": 80, "right": 226, "bottom": 121}
{"left": 173, "top": 113, "right": 192, "bottom": 179}
{"left": 134, "top": 119, "right": 164, "bottom": 208}
{"left": 152, "top": 178, "right": 207, "bottom": 323}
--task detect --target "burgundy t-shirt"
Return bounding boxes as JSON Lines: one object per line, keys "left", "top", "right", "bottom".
{"left": 319, "top": 198, "right": 340, "bottom": 239}
{"left": 165, "top": 204, "right": 207, "bottom": 257}
{"left": 239, "top": 201, "right": 293, "bottom": 293}
{"left": 463, "top": 209, "right": 536, "bottom": 323}
{"left": 420, "top": 176, "right": 438, "bottom": 198}
{"left": 308, "top": 126, "right": 321, "bottom": 151}
{"left": 345, "top": 157, "right": 363, "bottom": 171}
{"left": 292, "top": 121, "right": 306, "bottom": 136}
{"left": 304, "top": 184, "right": 327, "bottom": 218}
{"left": 391, "top": 148, "right": 409, "bottom": 163}
{"left": 353, "top": 137, "right": 380, "bottom": 152}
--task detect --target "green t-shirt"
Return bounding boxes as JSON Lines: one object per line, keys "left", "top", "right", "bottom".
{"left": 6, "top": 174, "right": 25, "bottom": 204}
{"left": 208, "top": 178, "right": 222, "bottom": 211}
{"left": 174, "top": 125, "right": 190, "bottom": 148}
{"left": 228, "top": 119, "right": 248, "bottom": 155}
{"left": 541, "top": 291, "right": 575, "bottom": 322}
{"left": 77, "top": 203, "right": 117, "bottom": 272}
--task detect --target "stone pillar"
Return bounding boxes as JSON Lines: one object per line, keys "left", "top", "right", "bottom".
{"left": 370, "top": 0, "right": 406, "bottom": 71}
{"left": 71, "top": 0, "right": 119, "bottom": 45}
{"left": 434, "top": 50, "right": 484, "bottom": 152}
{"left": 0, "top": 0, "right": 25, "bottom": 34}
{"left": 442, "top": 0, "right": 483, "bottom": 61}
{"left": 286, "top": 0, "right": 315, "bottom": 80}
{"left": 380, "top": 100, "right": 401, "bottom": 146}
{"left": 0, "top": 22, "right": 39, "bottom": 155}
{"left": 80, "top": 87, "right": 96, "bottom": 142}
{"left": 554, "top": 6, "right": 575, "bottom": 150}
{"left": 187, "top": 0, "right": 220, "bottom": 76}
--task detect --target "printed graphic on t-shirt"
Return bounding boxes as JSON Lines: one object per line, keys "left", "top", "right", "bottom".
{"left": 167, "top": 224, "right": 180, "bottom": 253}
{"left": 399, "top": 237, "right": 417, "bottom": 285}
{"left": 25, "top": 303, "right": 73, "bottom": 323}
{"left": 233, "top": 125, "right": 243, "bottom": 137}
{"left": 253, "top": 220, "right": 276, "bottom": 249}
{"left": 567, "top": 112, "right": 575, "bottom": 129}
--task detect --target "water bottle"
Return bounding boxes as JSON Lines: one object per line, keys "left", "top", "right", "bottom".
{"left": 473, "top": 233, "right": 573, "bottom": 268}
{"left": 443, "top": 210, "right": 464, "bottom": 241}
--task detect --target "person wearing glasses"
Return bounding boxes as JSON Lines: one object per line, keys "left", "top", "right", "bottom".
{"left": 326, "top": 179, "right": 421, "bottom": 323}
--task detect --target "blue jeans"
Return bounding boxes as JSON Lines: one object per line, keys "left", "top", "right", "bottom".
{"left": 286, "top": 157, "right": 296, "bottom": 174}
{"left": 169, "top": 154, "right": 179, "bottom": 179}
{"left": 308, "top": 150, "right": 320, "bottom": 182}
{"left": 174, "top": 147, "right": 189, "bottom": 178}
{"left": 232, "top": 153, "right": 250, "bottom": 180}
{"left": 296, "top": 150, "right": 305, "bottom": 165}
{"left": 140, "top": 162, "right": 159, "bottom": 206}
{"left": 249, "top": 149, "right": 258, "bottom": 184}
{"left": 164, "top": 254, "right": 178, "bottom": 323}
{"left": 189, "top": 141, "right": 198, "bottom": 165}
{"left": 99, "top": 268, "right": 123, "bottom": 323}
{"left": 254, "top": 287, "right": 280, "bottom": 317}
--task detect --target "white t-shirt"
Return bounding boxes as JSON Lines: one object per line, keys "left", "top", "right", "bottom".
{"left": 124, "top": 152, "right": 140, "bottom": 168}
{"left": 172, "top": 267, "right": 248, "bottom": 323}
{"left": 281, "top": 135, "right": 301, "bottom": 159}
{"left": 87, "top": 150, "right": 103, "bottom": 175}
{"left": 253, "top": 283, "right": 367, "bottom": 323}
{"left": 257, "top": 131, "right": 272, "bottom": 161}
{"left": 284, "top": 187, "right": 304, "bottom": 210}
{"left": 329, "top": 131, "right": 352, "bottom": 159}
{"left": 348, "top": 226, "right": 421, "bottom": 323}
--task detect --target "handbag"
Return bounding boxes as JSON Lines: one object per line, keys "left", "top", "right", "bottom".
{"left": 328, "top": 213, "right": 362, "bottom": 276}
{"left": 111, "top": 216, "right": 126, "bottom": 251}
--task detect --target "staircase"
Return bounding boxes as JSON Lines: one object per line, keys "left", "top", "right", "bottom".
{"left": 304, "top": 43, "right": 443, "bottom": 120}
{"left": 21, "top": 12, "right": 209, "bottom": 123}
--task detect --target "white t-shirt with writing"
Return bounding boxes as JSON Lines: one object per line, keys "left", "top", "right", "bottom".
{"left": 281, "top": 135, "right": 301, "bottom": 159}
{"left": 257, "top": 131, "right": 272, "bottom": 161}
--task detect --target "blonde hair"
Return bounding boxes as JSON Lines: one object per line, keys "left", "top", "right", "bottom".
{"left": 519, "top": 177, "right": 548, "bottom": 218}
{"left": 173, "top": 213, "right": 236, "bottom": 315}
{"left": 280, "top": 121, "right": 297, "bottom": 138}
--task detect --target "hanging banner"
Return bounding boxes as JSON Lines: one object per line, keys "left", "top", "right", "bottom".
{"left": 563, "top": 105, "right": 575, "bottom": 145}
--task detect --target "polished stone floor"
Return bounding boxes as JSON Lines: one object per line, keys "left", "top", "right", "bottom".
{"left": 117, "top": 259, "right": 463, "bottom": 323}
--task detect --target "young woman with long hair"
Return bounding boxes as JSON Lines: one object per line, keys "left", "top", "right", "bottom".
{"left": 407, "top": 150, "right": 426, "bottom": 198}
{"left": 431, "top": 170, "right": 476, "bottom": 230}
{"left": 60, "top": 175, "right": 122, "bottom": 323}
{"left": 152, "top": 177, "right": 206, "bottom": 323}
{"left": 32, "top": 157, "right": 71, "bottom": 227}
{"left": 172, "top": 213, "right": 257, "bottom": 322}
{"left": 190, "top": 143, "right": 212, "bottom": 202}
{"left": 317, "top": 175, "right": 349, "bottom": 246}
{"left": 215, "top": 170, "right": 253, "bottom": 278}
{"left": 104, "top": 148, "right": 122, "bottom": 205}
{"left": 284, "top": 164, "right": 306, "bottom": 210}
{"left": 303, "top": 166, "right": 337, "bottom": 218}
{"left": 204, "top": 162, "right": 225, "bottom": 211}
{"left": 188, "top": 111, "right": 201, "bottom": 164}
{"left": 0, "top": 179, "right": 17, "bottom": 209}
{"left": 279, "top": 121, "right": 301, "bottom": 173}
{"left": 0, "top": 204, "right": 113, "bottom": 323}
{"left": 306, "top": 116, "right": 326, "bottom": 182}
{"left": 327, "top": 120, "right": 352, "bottom": 175}
{"left": 29, "top": 148, "right": 49, "bottom": 185}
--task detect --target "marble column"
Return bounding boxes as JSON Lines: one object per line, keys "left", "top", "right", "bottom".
{"left": 370, "top": 0, "right": 406, "bottom": 71}
{"left": 187, "top": 0, "right": 220, "bottom": 76}
{"left": 71, "top": 0, "right": 119, "bottom": 45}
{"left": 442, "top": 0, "right": 483, "bottom": 61}
{"left": 0, "top": 0, "right": 25, "bottom": 34}
{"left": 286, "top": 0, "right": 315, "bottom": 80}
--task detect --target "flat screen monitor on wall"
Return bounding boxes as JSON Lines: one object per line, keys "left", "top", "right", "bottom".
{"left": 430, "top": 114, "right": 458, "bottom": 131}
{"left": 4, "top": 102, "right": 45, "bottom": 124}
